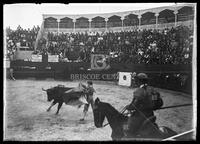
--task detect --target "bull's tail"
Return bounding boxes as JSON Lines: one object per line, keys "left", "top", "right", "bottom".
{"left": 42, "top": 88, "right": 47, "bottom": 91}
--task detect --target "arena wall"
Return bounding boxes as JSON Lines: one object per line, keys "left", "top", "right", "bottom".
{"left": 9, "top": 60, "right": 192, "bottom": 94}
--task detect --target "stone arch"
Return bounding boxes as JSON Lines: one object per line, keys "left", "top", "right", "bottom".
{"left": 141, "top": 12, "right": 155, "bottom": 25}
{"left": 177, "top": 6, "right": 194, "bottom": 21}
{"left": 107, "top": 15, "right": 122, "bottom": 27}
{"left": 124, "top": 13, "right": 139, "bottom": 26}
{"left": 158, "top": 9, "right": 175, "bottom": 24}
{"left": 59, "top": 17, "right": 73, "bottom": 28}
{"left": 44, "top": 17, "right": 58, "bottom": 28}
{"left": 91, "top": 16, "right": 105, "bottom": 28}
{"left": 75, "top": 17, "right": 89, "bottom": 28}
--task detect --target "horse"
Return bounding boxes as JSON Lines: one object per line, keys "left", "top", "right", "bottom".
{"left": 93, "top": 97, "right": 177, "bottom": 141}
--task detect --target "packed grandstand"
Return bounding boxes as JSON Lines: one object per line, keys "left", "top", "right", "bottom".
{"left": 6, "top": 4, "right": 194, "bottom": 64}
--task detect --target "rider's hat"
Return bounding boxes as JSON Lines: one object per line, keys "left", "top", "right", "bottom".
{"left": 87, "top": 80, "right": 93, "bottom": 85}
{"left": 135, "top": 73, "right": 149, "bottom": 80}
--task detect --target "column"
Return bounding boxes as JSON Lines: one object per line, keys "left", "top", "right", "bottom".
{"left": 174, "top": 10, "right": 178, "bottom": 27}
{"left": 57, "top": 19, "right": 60, "bottom": 33}
{"left": 137, "top": 15, "right": 141, "bottom": 29}
{"left": 89, "top": 18, "right": 92, "bottom": 32}
{"left": 105, "top": 18, "right": 108, "bottom": 32}
{"left": 73, "top": 19, "right": 76, "bottom": 33}
{"left": 121, "top": 16, "right": 125, "bottom": 31}
{"left": 155, "top": 13, "right": 159, "bottom": 29}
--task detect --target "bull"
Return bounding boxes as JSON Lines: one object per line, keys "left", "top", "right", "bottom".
{"left": 42, "top": 84, "right": 87, "bottom": 115}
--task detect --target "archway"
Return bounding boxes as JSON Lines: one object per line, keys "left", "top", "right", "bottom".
{"left": 44, "top": 17, "right": 58, "bottom": 28}
{"left": 75, "top": 17, "right": 89, "bottom": 28}
{"left": 91, "top": 16, "right": 105, "bottom": 28}
{"left": 124, "top": 14, "right": 139, "bottom": 26}
{"left": 158, "top": 9, "right": 175, "bottom": 24}
{"left": 59, "top": 17, "right": 73, "bottom": 28}
{"left": 107, "top": 15, "right": 122, "bottom": 27}
{"left": 141, "top": 12, "right": 156, "bottom": 25}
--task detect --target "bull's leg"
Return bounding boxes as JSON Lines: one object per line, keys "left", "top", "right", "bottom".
{"left": 47, "top": 101, "right": 57, "bottom": 112}
{"left": 55, "top": 102, "right": 63, "bottom": 115}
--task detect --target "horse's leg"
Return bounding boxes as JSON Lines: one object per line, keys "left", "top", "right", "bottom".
{"left": 47, "top": 100, "right": 57, "bottom": 112}
{"left": 111, "top": 127, "right": 124, "bottom": 140}
{"left": 55, "top": 102, "right": 63, "bottom": 115}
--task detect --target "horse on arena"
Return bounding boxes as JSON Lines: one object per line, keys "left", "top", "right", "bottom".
{"left": 93, "top": 98, "right": 177, "bottom": 141}
{"left": 42, "top": 84, "right": 88, "bottom": 115}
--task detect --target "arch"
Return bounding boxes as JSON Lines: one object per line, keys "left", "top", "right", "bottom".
{"left": 141, "top": 12, "right": 156, "bottom": 25}
{"left": 107, "top": 15, "right": 122, "bottom": 27}
{"left": 177, "top": 6, "right": 194, "bottom": 21}
{"left": 124, "top": 13, "right": 139, "bottom": 26}
{"left": 59, "top": 17, "right": 73, "bottom": 28}
{"left": 75, "top": 17, "right": 89, "bottom": 28}
{"left": 158, "top": 9, "right": 175, "bottom": 24}
{"left": 44, "top": 17, "right": 58, "bottom": 28}
{"left": 91, "top": 16, "right": 105, "bottom": 28}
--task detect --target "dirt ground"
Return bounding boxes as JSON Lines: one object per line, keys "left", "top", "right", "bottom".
{"left": 4, "top": 79, "right": 194, "bottom": 141}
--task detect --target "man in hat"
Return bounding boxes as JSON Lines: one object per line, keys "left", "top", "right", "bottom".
{"left": 125, "top": 73, "right": 163, "bottom": 136}
{"left": 80, "top": 80, "right": 96, "bottom": 121}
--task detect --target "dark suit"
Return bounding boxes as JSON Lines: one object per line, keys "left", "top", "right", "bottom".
{"left": 126, "top": 84, "right": 162, "bottom": 135}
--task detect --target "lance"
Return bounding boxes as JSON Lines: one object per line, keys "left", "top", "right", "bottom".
{"left": 157, "top": 103, "right": 193, "bottom": 110}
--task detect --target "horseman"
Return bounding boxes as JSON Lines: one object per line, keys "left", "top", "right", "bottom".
{"left": 125, "top": 73, "right": 163, "bottom": 137}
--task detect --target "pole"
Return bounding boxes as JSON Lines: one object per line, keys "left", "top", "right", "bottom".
{"left": 158, "top": 104, "right": 192, "bottom": 110}
{"left": 102, "top": 103, "right": 192, "bottom": 127}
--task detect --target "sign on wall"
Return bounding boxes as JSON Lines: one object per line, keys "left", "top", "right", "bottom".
{"left": 48, "top": 55, "right": 59, "bottom": 62}
{"left": 91, "top": 54, "right": 110, "bottom": 70}
{"left": 118, "top": 72, "right": 132, "bottom": 87}
{"left": 31, "top": 55, "right": 42, "bottom": 62}
{"left": 4, "top": 59, "right": 10, "bottom": 68}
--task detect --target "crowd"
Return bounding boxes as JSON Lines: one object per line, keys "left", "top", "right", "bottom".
{"left": 6, "top": 25, "right": 40, "bottom": 58}
{"left": 38, "top": 25, "right": 193, "bottom": 64}
{"left": 6, "top": 24, "right": 193, "bottom": 64}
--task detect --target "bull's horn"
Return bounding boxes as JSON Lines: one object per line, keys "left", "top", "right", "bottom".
{"left": 42, "top": 88, "right": 47, "bottom": 91}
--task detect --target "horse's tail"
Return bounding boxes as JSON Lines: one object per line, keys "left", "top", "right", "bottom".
{"left": 159, "top": 126, "right": 177, "bottom": 138}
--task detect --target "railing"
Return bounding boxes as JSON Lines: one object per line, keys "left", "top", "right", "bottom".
{"left": 44, "top": 20, "right": 194, "bottom": 33}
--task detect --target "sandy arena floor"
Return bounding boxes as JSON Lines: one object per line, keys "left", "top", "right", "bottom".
{"left": 4, "top": 79, "right": 194, "bottom": 141}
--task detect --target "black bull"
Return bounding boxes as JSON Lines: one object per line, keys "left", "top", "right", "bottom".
{"left": 42, "top": 86, "right": 86, "bottom": 115}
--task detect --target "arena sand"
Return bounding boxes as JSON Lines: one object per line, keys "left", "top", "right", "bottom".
{"left": 4, "top": 79, "right": 194, "bottom": 141}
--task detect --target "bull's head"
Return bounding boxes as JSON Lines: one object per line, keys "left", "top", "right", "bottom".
{"left": 42, "top": 87, "right": 54, "bottom": 102}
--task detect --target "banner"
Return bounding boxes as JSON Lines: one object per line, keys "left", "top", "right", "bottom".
{"left": 31, "top": 54, "right": 42, "bottom": 62}
{"left": 91, "top": 54, "right": 110, "bottom": 70}
{"left": 118, "top": 72, "right": 132, "bottom": 87}
{"left": 48, "top": 55, "right": 59, "bottom": 62}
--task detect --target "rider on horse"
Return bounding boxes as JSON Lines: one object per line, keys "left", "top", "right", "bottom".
{"left": 125, "top": 73, "right": 163, "bottom": 137}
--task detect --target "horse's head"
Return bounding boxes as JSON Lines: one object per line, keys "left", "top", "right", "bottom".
{"left": 93, "top": 97, "right": 106, "bottom": 128}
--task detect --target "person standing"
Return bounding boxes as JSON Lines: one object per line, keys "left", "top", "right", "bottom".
{"left": 9, "top": 68, "right": 16, "bottom": 80}
{"left": 80, "top": 80, "right": 96, "bottom": 121}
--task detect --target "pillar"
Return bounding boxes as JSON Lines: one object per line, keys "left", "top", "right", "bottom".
{"left": 89, "top": 18, "right": 92, "bottom": 31}
{"left": 57, "top": 19, "right": 60, "bottom": 33}
{"left": 121, "top": 16, "right": 125, "bottom": 31}
{"left": 137, "top": 15, "right": 141, "bottom": 29}
{"left": 73, "top": 19, "right": 76, "bottom": 33}
{"left": 155, "top": 13, "right": 159, "bottom": 29}
{"left": 174, "top": 10, "right": 178, "bottom": 27}
{"left": 105, "top": 18, "right": 108, "bottom": 32}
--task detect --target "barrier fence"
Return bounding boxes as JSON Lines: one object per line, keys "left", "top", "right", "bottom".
{"left": 8, "top": 60, "right": 192, "bottom": 94}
